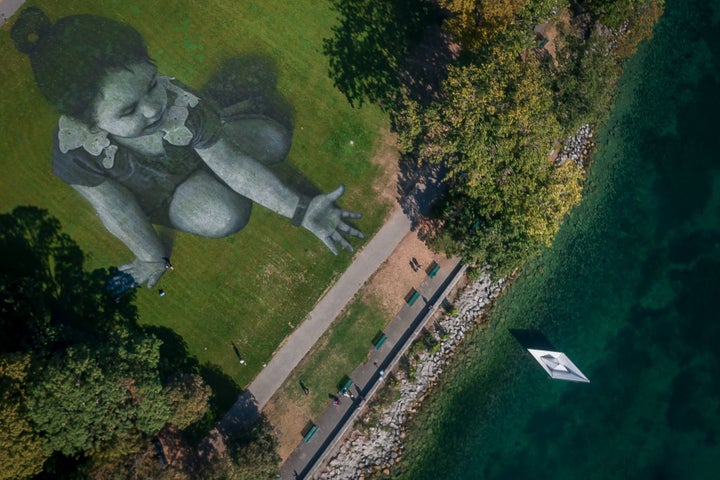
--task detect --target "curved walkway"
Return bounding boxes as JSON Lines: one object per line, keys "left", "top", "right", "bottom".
{"left": 207, "top": 208, "right": 414, "bottom": 446}
{"left": 248, "top": 209, "right": 412, "bottom": 409}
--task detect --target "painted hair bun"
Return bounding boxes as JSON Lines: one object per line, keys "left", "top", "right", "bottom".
{"left": 11, "top": 7, "right": 52, "bottom": 55}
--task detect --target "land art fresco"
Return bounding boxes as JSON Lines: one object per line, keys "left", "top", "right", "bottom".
{"left": 5, "top": 6, "right": 364, "bottom": 289}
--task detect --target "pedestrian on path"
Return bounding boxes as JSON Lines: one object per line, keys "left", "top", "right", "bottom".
{"left": 412, "top": 257, "right": 422, "bottom": 270}
{"left": 300, "top": 380, "right": 310, "bottom": 396}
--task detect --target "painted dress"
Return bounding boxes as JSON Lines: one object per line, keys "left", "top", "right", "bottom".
{"left": 52, "top": 76, "right": 223, "bottom": 225}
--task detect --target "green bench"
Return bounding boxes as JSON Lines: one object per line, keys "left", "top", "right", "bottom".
{"left": 303, "top": 424, "right": 318, "bottom": 442}
{"left": 407, "top": 290, "right": 421, "bottom": 306}
{"left": 374, "top": 333, "right": 387, "bottom": 349}
{"left": 428, "top": 263, "right": 441, "bottom": 278}
{"left": 339, "top": 378, "right": 354, "bottom": 395}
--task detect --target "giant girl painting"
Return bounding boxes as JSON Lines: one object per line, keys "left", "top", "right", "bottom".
{"left": 8, "top": 7, "right": 364, "bottom": 288}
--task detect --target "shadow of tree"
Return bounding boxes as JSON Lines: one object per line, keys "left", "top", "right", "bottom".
{"left": 0, "top": 206, "right": 140, "bottom": 352}
{"left": 144, "top": 325, "right": 200, "bottom": 379}
{"left": 323, "top": 0, "right": 453, "bottom": 110}
{"left": 396, "top": 157, "right": 448, "bottom": 236}
{"left": 201, "top": 54, "right": 295, "bottom": 131}
{"left": 202, "top": 55, "right": 325, "bottom": 200}
{"left": 323, "top": 1, "right": 458, "bottom": 246}
{"left": 199, "top": 363, "right": 243, "bottom": 418}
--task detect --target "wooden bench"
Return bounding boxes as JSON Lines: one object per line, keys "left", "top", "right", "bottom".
{"left": 303, "top": 424, "right": 318, "bottom": 442}
{"left": 374, "top": 333, "right": 388, "bottom": 349}
{"left": 428, "top": 263, "right": 441, "bottom": 278}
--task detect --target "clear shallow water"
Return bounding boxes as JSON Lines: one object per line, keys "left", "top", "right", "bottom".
{"left": 398, "top": 1, "right": 720, "bottom": 478}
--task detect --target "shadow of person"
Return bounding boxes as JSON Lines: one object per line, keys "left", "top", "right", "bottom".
{"left": 202, "top": 54, "right": 327, "bottom": 201}
{"left": 230, "top": 341, "right": 246, "bottom": 365}
{"left": 201, "top": 54, "right": 295, "bottom": 131}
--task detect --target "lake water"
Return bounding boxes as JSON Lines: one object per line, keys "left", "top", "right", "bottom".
{"left": 397, "top": 0, "right": 720, "bottom": 478}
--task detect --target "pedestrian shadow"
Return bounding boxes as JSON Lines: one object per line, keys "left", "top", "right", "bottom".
{"left": 230, "top": 341, "right": 246, "bottom": 365}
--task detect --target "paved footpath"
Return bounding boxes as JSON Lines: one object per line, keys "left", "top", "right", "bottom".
{"left": 0, "top": 0, "right": 25, "bottom": 26}
{"left": 248, "top": 209, "right": 412, "bottom": 409}
{"left": 210, "top": 208, "right": 413, "bottom": 442}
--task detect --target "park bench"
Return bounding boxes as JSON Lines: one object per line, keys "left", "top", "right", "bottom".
{"left": 373, "top": 333, "right": 388, "bottom": 349}
{"left": 428, "top": 263, "right": 441, "bottom": 278}
{"left": 407, "top": 289, "right": 421, "bottom": 306}
{"left": 303, "top": 424, "right": 318, "bottom": 442}
{"left": 339, "top": 378, "right": 354, "bottom": 395}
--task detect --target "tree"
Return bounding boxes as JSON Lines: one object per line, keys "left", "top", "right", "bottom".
{"left": 323, "top": 0, "right": 439, "bottom": 108}
{"left": 0, "top": 354, "right": 49, "bottom": 480}
{"left": 440, "top": 0, "right": 526, "bottom": 51}
{"left": 26, "top": 339, "right": 169, "bottom": 457}
{"left": 398, "top": 49, "right": 583, "bottom": 276}
{"left": 0, "top": 207, "right": 215, "bottom": 478}
{"left": 440, "top": 0, "right": 566, "bottom": 54}
{"left": 164, "top": 373, "right": 212, "bottom": 430}
{"left": 201, "top": 415, "right": 281, "bottom": 480}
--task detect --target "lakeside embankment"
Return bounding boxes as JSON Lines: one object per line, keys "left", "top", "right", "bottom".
{"left": 314, "top": 121, "right": 596, "bottom": 479}
{"left": 379, "top": 1, "right": 720, "bottom": 476}
{"left": 317, "top": 272, "right": 504, "bottom": 479}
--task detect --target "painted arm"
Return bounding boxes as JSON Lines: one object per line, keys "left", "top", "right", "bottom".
{"left": 196, "top": 137, "right": 363, "bottom": 254}
{"left": 72, "top": 181, "right": 168, "bottom": 287}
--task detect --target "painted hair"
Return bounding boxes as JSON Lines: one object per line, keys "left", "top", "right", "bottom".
{"left": 11, "top": 7, "right": 152, "bottom": 124}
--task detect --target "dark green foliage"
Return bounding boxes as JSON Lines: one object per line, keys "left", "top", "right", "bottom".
{"left": 164, "top": 373, "right": 212, "bottom": 430}
{"left": 0, "top": 354, "right": 49, "bottom": 480}
{"left": 573, "top": 0, "right": 649, "bottom": 27}
{"left": 26, "top": 338, "right": 168, "bottom": 456}
{"left": 201, "top": 415, "right": 281, "bottom": 480}
{"left": 323, "top": 0, "right": 440, "bottom": 108}
{"left": 553, "top": 29, "right": 621, "bottom": 132}
{"left": 397, "top": 52, "right": 584, "bottom": 277}
{"left": 0, "top": 207, "right": 211, "bottom": 478}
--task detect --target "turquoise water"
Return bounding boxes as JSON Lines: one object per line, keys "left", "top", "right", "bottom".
{"left": 398, "top": 1, "right": 720, "bottom": 478}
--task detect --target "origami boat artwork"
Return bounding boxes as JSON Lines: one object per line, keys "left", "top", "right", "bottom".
{"left": 527, "top": 349, "right": 590, "bottom": 383}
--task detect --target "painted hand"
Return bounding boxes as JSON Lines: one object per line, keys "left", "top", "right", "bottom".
{"left": 302, "top": 185, "right": 364, "bottom": 255}
{"left": 119, "top": 258, "right": 168, "bottom": 288}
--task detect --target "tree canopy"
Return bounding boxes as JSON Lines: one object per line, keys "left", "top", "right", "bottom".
{"left": 376, "top": 0, "right": 662, "bottom": 275}
{"left": 0, "top": 207, "right": 211, "bottom": 478}
{"left": 397, "top": 48, "right": 583, "bottom": 275}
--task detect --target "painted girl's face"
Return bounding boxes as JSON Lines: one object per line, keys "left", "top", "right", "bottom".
{"left": 93, "top": 62, "right": 168, "bottom": 138}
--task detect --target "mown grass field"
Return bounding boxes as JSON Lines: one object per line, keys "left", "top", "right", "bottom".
{"left": 265, "top": 294, "right": 391, "bottom": 456}
{"left": 0, "top": 0, "right": 391, "bottom": 392}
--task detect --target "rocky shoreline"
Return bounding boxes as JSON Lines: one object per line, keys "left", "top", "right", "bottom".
{"left": 317, "top": 273, "right": 504, "bottom": 479}
{"left": 555, "top": 123, "right": 594, "bottom": 167}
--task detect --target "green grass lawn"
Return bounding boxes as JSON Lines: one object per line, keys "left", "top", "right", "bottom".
{"left": 277, "top": 297, "right": 389, "bottom": 419}
{"left": 0, "top": 0, "right": 391, "bottom": 392}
